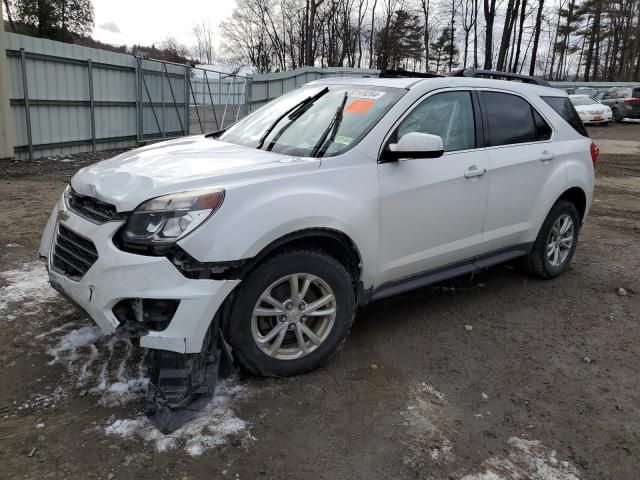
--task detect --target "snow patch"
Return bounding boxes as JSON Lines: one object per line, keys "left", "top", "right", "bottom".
{"left": 460, "top": 437, "right": 580, "bottom": 480}
{"left": 48, "top": 326, "right": 104, "bottom": 363}
{"left": 0, "top": 262, "right": 58, "bottom": 314}
{"left": 47, "top": 325, "right": 150, "bottom": 406}
{"left": 105, "top": 379, "right": 251, "bottom": 455}
{"left": 403, "top": 382, "right": 454, "bottom": 467}
{"left": 15, "top": 387, "right": 65, "bottom": 412}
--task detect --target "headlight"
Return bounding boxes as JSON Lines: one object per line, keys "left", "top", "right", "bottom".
{"left": 121, "top": 188, "right": 224, "bottom": 245}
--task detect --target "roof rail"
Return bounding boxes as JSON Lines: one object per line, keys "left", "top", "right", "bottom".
{"left": 450, "top": 68, "right": 551, "bottom": 87}
{"left": 379, "top": 69, "right": 443, "bottom": 79}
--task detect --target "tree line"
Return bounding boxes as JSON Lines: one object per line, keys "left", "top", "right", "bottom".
{"left": 219, "top": 0, "right": 640, "bottom": 81}
{"left": 4, "top": 0, "right": 640, "bottom": 80}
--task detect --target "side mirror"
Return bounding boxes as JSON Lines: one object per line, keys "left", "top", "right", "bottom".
{"left": 382, "top": 132, "right": 444, "bottom": 162}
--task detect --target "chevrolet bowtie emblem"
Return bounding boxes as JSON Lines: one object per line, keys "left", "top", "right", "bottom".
{"left": 57, "top": 209, "right": 69, "bottom": 222}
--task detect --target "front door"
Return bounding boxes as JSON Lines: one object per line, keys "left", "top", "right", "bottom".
{"left": 376, "top": 90, "right": 490, "bottom": 286}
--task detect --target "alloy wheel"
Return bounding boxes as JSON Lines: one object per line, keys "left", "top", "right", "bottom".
{"left": 546, "top": 214, "right": 574, "bottom": 267}
{"left": 250, "top": 273, "right": 337, "bottom": 360}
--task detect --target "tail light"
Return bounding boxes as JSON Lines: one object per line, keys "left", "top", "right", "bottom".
{"left": 590, "top": 142, "right": 599, "bottom": 167}
{"left": 623, "top": 98, "right": 640, "bottom": 104}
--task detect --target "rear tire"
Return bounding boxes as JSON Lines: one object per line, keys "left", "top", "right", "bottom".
{"left": 524, "top": 200, "right": 580, "bottom": 279}
{"left": 224, "top": 249, "right": 356, "bottom": 377}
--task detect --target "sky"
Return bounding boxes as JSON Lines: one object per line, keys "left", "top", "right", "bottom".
{"left": 92, "top": 0, "right": 236, "bottom": 50}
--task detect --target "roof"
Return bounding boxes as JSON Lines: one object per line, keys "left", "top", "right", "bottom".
{"left": 307, "top": 75, "right": 566, "bottom": 97}
{"left": 306, "top": 76, "right": 422, "bottom": 89}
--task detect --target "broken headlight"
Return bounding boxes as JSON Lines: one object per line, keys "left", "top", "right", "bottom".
{"left": 121, "top": 188, "right": 225, "bottom": 245}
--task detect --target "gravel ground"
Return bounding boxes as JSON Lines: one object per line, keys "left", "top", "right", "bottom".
{"left": 0, "top": 123, "right": 639, "bottom": 480}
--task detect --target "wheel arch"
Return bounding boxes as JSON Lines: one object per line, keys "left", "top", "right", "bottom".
{"left": 557, "top": 186, "right": 587, "bottom": 223}
{"left": 236, "top": 228, "right": 364, "bottom": 301}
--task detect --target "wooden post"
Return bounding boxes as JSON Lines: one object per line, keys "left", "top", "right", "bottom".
{"left": 0, "top": 3, "right": 15, "bottom": 159}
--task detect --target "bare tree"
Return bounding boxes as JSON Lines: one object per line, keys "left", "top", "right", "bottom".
{"left": 419, "top": 0, "right": 432, "bottom": 70}
{"left": 305, "top": 0, "right": 325, "bottom": 65}
{"left": 483, "top": 0, "right": 497, "bottom": 68}
{"left": 511, "top": 0, "right": 528, "bottom": 72}
{"left": 528, "top": 0, "right": 545, "bottom": 75}
{"left": 496, "top": 0, "right": 520, "bottom": 71}
{"left": 460, "top": 0, "right": 476, "bottom": 67}
{"left": 192, "top": 20, "right": 215, "bottom": 64}
{"left": 368, "top": 0, "right": 378, "bottom": 67}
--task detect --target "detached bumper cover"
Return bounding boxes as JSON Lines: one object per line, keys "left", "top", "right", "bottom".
{"left": 40, "top": 200, "right": 239, "bottom": 354}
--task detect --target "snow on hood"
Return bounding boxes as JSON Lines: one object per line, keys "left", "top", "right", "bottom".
{"left": 71, "top": 136, "right": 315, "bottom": 211}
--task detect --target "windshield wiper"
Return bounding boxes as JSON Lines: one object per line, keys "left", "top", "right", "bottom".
{"left": 204, "top": 128, "right": 226, "bottom": 138}
{"left": 266, "top": 99, "right": 317, "bottom": 151}
{"left": 256, "top": 87, "right": 329, "bottom": 150}
{"left": 311, "top": 91, "right": 348, "bottom": 158}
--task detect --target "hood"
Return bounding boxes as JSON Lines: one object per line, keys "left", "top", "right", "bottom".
{"left": 71, "top": 136, "right": 315, "bottom": 211}
{"left": 574, "top": 103, "right": 609, "bottom": 113}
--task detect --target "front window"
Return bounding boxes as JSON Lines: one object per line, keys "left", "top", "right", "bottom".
{"left": 394, "top": 91, "right": 476, "bottom": 152}
{"left": 218, "top": 85, "right": 404, "bottom": 157}
{"left": 570, "top": 96, "right": 598, "bottom": 106}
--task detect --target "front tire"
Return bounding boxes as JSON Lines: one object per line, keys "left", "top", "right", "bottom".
{"left": 524, "top": 200, "right": 580, "bottom": 279}
{"left": 612, "top": 108, "right": 621, "bottom": 122}
{"left": 224, "top": 249, "right": 356, "bottom": 377}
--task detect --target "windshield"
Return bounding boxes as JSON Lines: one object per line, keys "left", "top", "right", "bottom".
{"left": 219, "top": 85, "right": 404, "bottom": 157}
{"left": 570, "top": 96, "right": 598, "bottom": 106}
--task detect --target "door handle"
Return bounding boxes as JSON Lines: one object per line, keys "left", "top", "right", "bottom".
{"left": 464, "top": 165, "right": 486, "bottom": 178}
{"left": 539, "top": 150, "right": 554, "bottom": 162}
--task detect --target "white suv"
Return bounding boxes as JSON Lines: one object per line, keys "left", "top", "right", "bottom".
{"left": 40, "top": 75, "right": 596, "bottom": 429}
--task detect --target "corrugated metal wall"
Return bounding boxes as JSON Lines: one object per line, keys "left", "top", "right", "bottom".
{"left": 5, "top": 33, "right": 188, "bottom": 160}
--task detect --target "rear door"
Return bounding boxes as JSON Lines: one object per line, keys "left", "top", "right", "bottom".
{"left": 476, "top": 90, "right": 560, "bottom": 254}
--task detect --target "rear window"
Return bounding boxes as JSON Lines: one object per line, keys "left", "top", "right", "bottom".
{"left": 541, "top": 96, "right": 588, "bottom": 137}
{"left": 633, "top": 88, "right": 640, "bottom": 99}
{"left": 481, "top": 92, "right": 551, "bottom": 146}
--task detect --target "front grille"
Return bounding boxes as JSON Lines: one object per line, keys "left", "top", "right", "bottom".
{"left": 67, "top": 189, "right": 120, "bottom": 224}
{"left": 52, "top": 224, "right": 99, "bottom": 280}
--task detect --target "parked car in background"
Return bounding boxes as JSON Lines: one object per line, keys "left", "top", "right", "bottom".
{"left": 569, "top": 94, "right": 612, "bottom": 125}
{"left": 600, "top": 87, "right": 640, "bottom": 122}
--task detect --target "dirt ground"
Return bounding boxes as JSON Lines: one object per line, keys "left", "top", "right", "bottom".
{"left": 0, "top": 124, "right": 639, "bottom": 480}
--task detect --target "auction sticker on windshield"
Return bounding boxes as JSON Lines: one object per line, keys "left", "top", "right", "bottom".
{"left": 347, "top": 89, "right": 386, "bottom": 100}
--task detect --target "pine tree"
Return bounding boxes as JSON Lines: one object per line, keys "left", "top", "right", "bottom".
{"left": 375, "top": 9, "right": 424, "bottom": 70}
{"left": 13, "top": 0, "right": 94, "bottom": 41}
{"left": 429, "top": 27, "right": 458, "bottom": 73}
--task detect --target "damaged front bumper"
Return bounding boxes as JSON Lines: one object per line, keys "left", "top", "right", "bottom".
{"left": 39, "top": 197, "right": 239, "bottom": 354}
